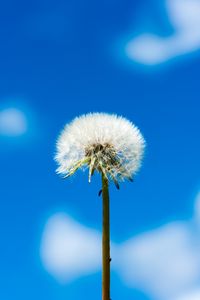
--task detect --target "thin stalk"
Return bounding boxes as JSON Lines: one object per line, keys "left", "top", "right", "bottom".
{"left": 102, "top": 174, "right": 110, "bottom": 300}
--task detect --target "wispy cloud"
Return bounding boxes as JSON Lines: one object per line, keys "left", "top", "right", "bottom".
{"left": 0, "top": 107, "right": 28, "bottom": 137}
{"left": 125, "top": 0, "right": 200, "bottom": 65}
{"left": 40, "top": 192, "right": 200, "bottom": 299}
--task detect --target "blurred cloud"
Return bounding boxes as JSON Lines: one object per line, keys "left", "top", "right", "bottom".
{"left": 40, "top": 213, "right": 102, "bottom": 282}
{"left": 172, "top": 289, "right": 200, "bottom": 300}
{"left": 125, "top": 0, "right": 200, "bottom": 65}
{"left": 118, "top": 222, "right": 200, "bottom": 300}
{"left": 0, "top": 107, "right": 28, "bottom": 136}
{"left": 40, "top": 192, "right": 200, "bottom": 299}
{"left": 117, "top": 192, "right": 200, "bottom": 299}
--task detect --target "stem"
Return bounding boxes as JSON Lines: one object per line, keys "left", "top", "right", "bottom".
{"left": 102, "top": 174, "right": 110, "bottom": 300}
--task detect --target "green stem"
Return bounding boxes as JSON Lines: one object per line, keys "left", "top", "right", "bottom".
{"left": 102, "top": 174, "right": 110, "bottom": 300}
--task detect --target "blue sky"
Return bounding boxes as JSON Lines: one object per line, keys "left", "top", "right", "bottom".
{"left": 0, "top": 0, "right": 200, "bottom": 299}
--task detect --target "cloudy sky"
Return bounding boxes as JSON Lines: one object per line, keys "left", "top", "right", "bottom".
{"left": 0, "top": 0, "right": 200, "bottom": 300}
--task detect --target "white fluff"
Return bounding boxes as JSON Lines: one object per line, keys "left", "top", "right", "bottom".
{"left": 55, "top": 113, "right": 145, "bottom": 184}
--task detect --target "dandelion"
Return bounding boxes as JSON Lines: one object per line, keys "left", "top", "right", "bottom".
{"left": 55, "top": 112, "right": 145, "bottom": 300}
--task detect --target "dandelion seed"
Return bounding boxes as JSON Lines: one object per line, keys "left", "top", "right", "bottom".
{"left": 55, "top": 112, "right": 146, "bottom": 300}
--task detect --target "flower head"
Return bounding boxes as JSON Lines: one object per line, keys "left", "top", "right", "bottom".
{"left": 55, "top": 113, "right": 145, "bottom": 187}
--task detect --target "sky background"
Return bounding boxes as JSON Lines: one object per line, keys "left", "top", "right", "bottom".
{"left": 0, "top": 0, "right": 200, "bottom": 300}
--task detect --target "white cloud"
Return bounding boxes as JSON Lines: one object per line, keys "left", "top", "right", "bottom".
{"left": 40, "top": 192, "right": 200, "bottom": 299}
{"left": 0, "top": 108, "right": 28, "bottom": 136}
{"left": 172, "top": 289, "right": 200, "bottom": 300}
{"left": 117, "top": 222, "right": 200, "bottom": 300}
{"left": 40, "top": 213, "right": 102, "bottom": 282}
{"left": 125, "top": 0, "right": 200, "bottom": 65}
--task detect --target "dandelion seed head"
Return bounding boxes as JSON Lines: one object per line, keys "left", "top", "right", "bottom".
{"left": 55, "top": 113, "right": 145, "bottom": 184}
